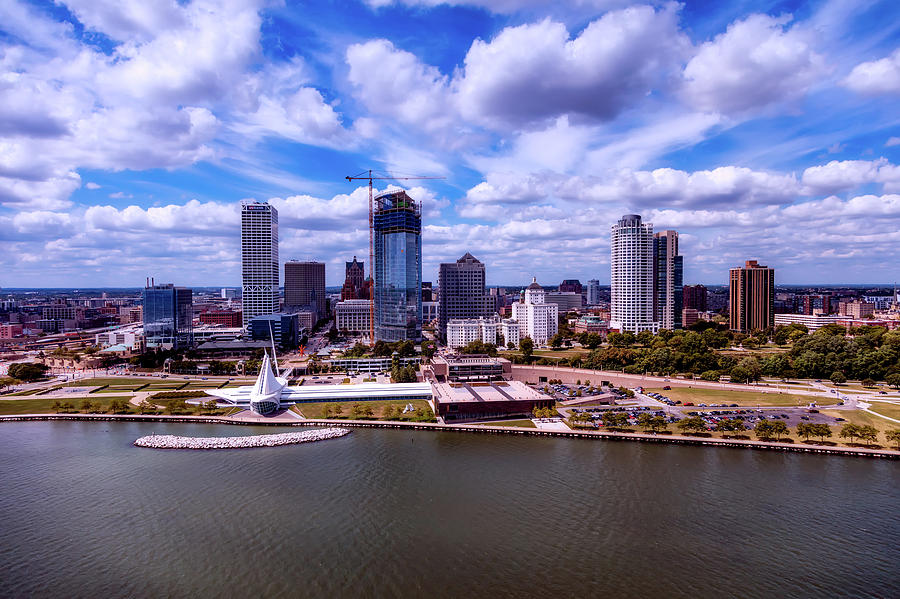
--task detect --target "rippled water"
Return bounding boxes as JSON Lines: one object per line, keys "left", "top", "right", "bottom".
{"left": 0, "top": 422, "right": 897, "bottom": 598}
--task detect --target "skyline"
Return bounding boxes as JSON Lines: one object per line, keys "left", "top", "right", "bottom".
{"left": 1, "top": 0, "right": 900, "bottom": 287}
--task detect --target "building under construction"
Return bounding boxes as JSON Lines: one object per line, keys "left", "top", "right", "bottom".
{"left": 373, "top": 189, "right": 422, "bottom": 342}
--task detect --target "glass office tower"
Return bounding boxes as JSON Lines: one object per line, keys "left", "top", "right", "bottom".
{"left": 373, "top": 189, "right": 422, "bottom": 342}
{"left": 143, "top": 284, "right": 193, "bottom": 348}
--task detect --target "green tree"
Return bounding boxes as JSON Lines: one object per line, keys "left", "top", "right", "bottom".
{"left": 51, "top": 400, "right": 62, "bottom": 413}
{"left": 886, "top": 373, "right": 900, "bottom": 390}
{"left": 861, "top": 378, "right": 877, "bottom": 388}
{"left": 716, "top": 418, "right": 735, "bottom": 437}
{"left": 796, "top": 421, "right": 813, "bottom": 441}
{"left": 858, "top": 425, "right": 879, "bottom": 446}
{"left": 839, "top": 423, "right": 860, "bottom": 444}
{"left": 754, "top": 419, "right": 773, "bottom": 439}
{"left": 549, "top": 334, "right": 563, "bottom": 349}
{"left": 677, "top": 416, "right": 708, "bottom": 435}
{"left": 7, "top": 362, "right": 50, "bottom": 382}
{"left": 731, "top": 419, "right": 747, "bottom": 436}
{"left": 885, "top": 429, "right": 900, "bottom": 450}
{"left": 519, "top": 337, "right": 534, "bottom": 361}
{"left": 138, "top": 399, "right": 156, "bottom": 414}
{"left": 382, "top": 404, "right": 396, "bottom": 420}
{"left": 770, "top": 420, "right": 788, "bottom": 441}
{"left": 80, "top": 399, "right": 93, "bottom": 413}
{"left": 700, "top": 370, "right": 719, "bottom": 382}
{"left": 830, "top": 371, "right": 847, "bottom": 385}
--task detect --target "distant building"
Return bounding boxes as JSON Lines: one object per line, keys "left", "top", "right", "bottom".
{"left": 374, "top": 189, "right": 421, "bottom": 342}
{"left": 585, "top": 279, "right": 601, "bottom": 306}
{"left": 341, "top": 256, "right": 368, "bottom": 301}
{"left": 610, "top": 214, "right": 658, "bottom": 333}
{"left": 501, "top": 319, "right": 520, "bottom": 348}
{"left": 559, "top": 279, "right": 583, "bottom": 294}
{"left": 0, "top": 324, "right": 23, "bottom": 339}
{"left": 143, "top": 283, "right": 193, "bottom": 349}
{"left": 840, "top": 300, "right": 874, "bottom": 319}
{"left": 221, "top": 288, "right": 237, "bottom": 299}
{"left": 682, "top": 308, "right": 699, "bottom": 328}
{"left": 199, "top": 310, "right": 242, "bottom": 327}
{"left": 862, "top": 295, "right": 895, "bottom": 310}
{"left": 729, "top": 260, "right": 774, "bottom": 333}
{"left": 653, "top": 230, "right": 683, "bottom": 330}
{"left": 421, "top": 281, "right": 435, "bottom": 303}
{"left": 545, "top": 291, "right": 583, "bottom": 313}
{"left": 335, "top": 299, "right": 371, "bottom": 333}
{"left": 422, "top": 301, "right": 438, "bottom": 324}
{"left": 682, "top": 284, "right": 707, "bottom": 311}
{"left": 512, "top": 278, "right": 558, "bottom": 346}
{"left": 572, "top": 315, "right": 608, "bottom": 334}
{"left": 249, "top": 313, "right": 299, "bottom": 350}
{"left": 802, "top": 293, "right": 832, "bottom": 315}
{"left": 438, "top": 252, "right": 493, "bottom": 342}
{"left": 430, "top": 354, "right": 512, "bottom": 382}
{"left": 241, "top": 201, "right": 279, "bottom": 330}
{"left": 285, "top": 260, "right": 326, "bottom": 320}
{"left": 95, "top": 328, "right": 143, "bottom": 351}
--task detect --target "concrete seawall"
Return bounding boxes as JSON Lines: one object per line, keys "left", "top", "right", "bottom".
{"left": 1, "top": 413, "right": 897, "bottom": 459}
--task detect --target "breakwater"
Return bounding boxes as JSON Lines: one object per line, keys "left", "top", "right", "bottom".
{"left": 134, "top": 427, "right": 350, "bottom": 450}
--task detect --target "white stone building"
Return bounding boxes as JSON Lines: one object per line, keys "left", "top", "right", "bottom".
{"left": 335, "top": 300, "right": 372, "bottom": 333}
{"left": 610, "top": 214, "right": 659, "bottom": 333}
{"left": 511, "top": 278, "right": 558, "bottom": 346}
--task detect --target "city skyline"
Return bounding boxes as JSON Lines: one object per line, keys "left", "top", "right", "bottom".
{"left": 1, "top": 0, "right": 900, "bottom": 287}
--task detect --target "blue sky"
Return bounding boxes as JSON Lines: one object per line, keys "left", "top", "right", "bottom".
{"left": 1, "top": 0, "right": 899, "bottom": 288}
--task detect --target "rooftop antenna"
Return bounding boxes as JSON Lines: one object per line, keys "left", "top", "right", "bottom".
{"left": 268, "top": 320, "right": 279, "bottom": 374}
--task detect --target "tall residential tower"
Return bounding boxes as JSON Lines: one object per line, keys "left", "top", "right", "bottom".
{"left": 610, "top": 214, "right": 658, "bottom": 333}
{"left": 241, "top": 201, "right": 279, "bottom": 330}
{"left": 729, "top": 260, "right": 775, "bottom": 333}
{"left": 653, "top": 230, "right": 683, "bottom": 330}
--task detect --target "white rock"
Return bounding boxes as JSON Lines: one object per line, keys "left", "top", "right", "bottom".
{"left": 134, "top": 428, "right": 350, "bottom": 450}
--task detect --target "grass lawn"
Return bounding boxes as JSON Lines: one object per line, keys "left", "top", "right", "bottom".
{"left": 0, "top": 396, "right": 136, "bottom": 415}
{"left": 294, "top": 399, "right": 433, "bottom": 420}
{"left": 866, "top": 403, "right": 900, "bottom": 422}
{"left": 6, "top": 388, "right": 45, "bottom": 396}
{"left": 642, "top": 387, "right": 839, "bottom": 407}
{"left": 821, "top": 409, "right": 898, "bottom": 436}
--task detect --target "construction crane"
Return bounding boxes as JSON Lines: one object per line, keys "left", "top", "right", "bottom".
{"left": 345, "top": 170, "right": 445, "bottom": 346}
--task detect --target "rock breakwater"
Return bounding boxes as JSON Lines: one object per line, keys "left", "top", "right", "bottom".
{"left": 134, "top": 427, "right": 350, "bottom": 449}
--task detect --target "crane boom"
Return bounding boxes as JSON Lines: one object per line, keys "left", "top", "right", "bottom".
{"left": 345, "top": 170, "right": 445, "bottom": 346}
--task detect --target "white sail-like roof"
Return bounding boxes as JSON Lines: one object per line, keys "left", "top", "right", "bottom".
{"left": 252, "top": 352, "right": 285, "bottom": 399}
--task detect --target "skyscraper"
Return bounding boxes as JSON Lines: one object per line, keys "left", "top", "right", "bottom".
{"left": 653, "top": 230, "right": 683, "bottom": 330}
{"left": 729, "top": 260, "right": 775, "bottom": 333}
{"left": 373, "top": 189, "right": 422, "bottom": 342}
{"left": 683, "top": 284, "right": 708, "bottom": 311}
{"left": 241, "top": 201, "right": 279, "bottom": 330}
{"left": 512, "top": 277, "right": 558, "bottom": 346}
{"left": 610, "top": 214, "right": 658, "bottom": 333}
{"left": 284, "top": 260, "right": 326, "bottom": 320}
{"left": 586, "top": 279, "right": 601, "bottom": 306}
{"left": 438, "top": 252, "right": 493, "bottom": 341}
{"left": 142, "top": 283, "right": 192, "bottom": 349}
{"left": 341, "top": 256, "right": 367, "bottom": 300}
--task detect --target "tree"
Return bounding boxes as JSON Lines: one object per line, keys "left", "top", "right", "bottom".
{"left": 331, "top": 403, "right": 343, "bottom": 417}
{"left": 519, "top": 337, "right": 534, "bottom": 361}
{"left": 7, "top": 362, "right": 49, "bottom": 382}
{"left": 700, "top": 370, "right": 719, "bottom": 382}
{"left": 138, "top": 399, "right": 156, "bottom": 415}
{"left": 805, "top": 422, "right": 832, "bottom": 442}
{"left": 382, "top": 405, "right": 396, "bottom": 420}
{"left": 51, "top": 400, "right": 62, "bottom": 414}
{"left": 858, "top": 425, "right": 879, "bottom": 446}
{"left": 770, "top": 420, "right": 788, "bottom": 441}
{"left": 677, "top": 416, "right": 708, "bottom": 435}
{"left": 754, "top": 419, "right": 773, "bottom": 440}
{"left": 885, "top": 429, "right": 900, "bottom": 450}
{"left": 830, "top": 371, "right": 847, "bottom": 385}
{"left": 549, "top": 334, "right": 563, "bottom": 349}
{"left": 796, "top": 422, "right": 813, "bottom": 441}
{"left": 731, "top": 419, "right": 747, "bottom": 436}
{"left": 839, "top": 423, "right": 860, "bottom": 444}
{"left": 421, "top": 341, "right": 436, "bottom": 361}
{"left": 886, "top": 373, "right": 900, "bottom": 390}
{"left": 716, "top": 418, "right": 736, "bottom": 437}
{"left": 80, "top": 399, "right": 93, "bottom": 413}
{"left": 861, "top": 378, "right": 877, "bottom": 388}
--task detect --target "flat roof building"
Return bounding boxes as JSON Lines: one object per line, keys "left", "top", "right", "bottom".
{"left": 729, "top": 260, "right": 774, "bottom": 333}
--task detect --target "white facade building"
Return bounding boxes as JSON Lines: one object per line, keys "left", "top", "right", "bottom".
{"left": 335, "top": 300, "right": 372, "bottom": 333}
{"left": 501, "top": 319, "right": 520, "bottom": 348}
{"left": 512, "top": 278, "right": 558, "bottom": 346}
{"left": 443, "top": 315, "right": 520, "bottom": 349}
{"left": 610, "top": 214, "right": 659, "bottom": 333}
{"left": 241, "top": 201, "right": 279, "bottom": 330}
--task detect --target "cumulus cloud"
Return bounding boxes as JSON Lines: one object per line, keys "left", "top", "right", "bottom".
{"left": 682, "top": 14, "right": 826, "bottom": 114}
{"left": 457, "top": 5, "right": 688, "bottom": 128}
{"left": 801, "top": 158, "right": 900, "bottom": 194}
{"left": 843, "top": 48, "right": 900, "bottom": 95}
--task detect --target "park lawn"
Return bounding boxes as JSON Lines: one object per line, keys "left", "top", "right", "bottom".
{"left": 7, "top": 388, "right": 45, "bottom": 396}
{"left": 642, "top": 387, "right": 839, "bottom": 407}
{"left": 469, "top": 419, "right": 537, "bottom": 428}
{"left": 0, "top": 396, "right": 136, "bottom": 415}
{"left": 866, "top": 403, "right": 900, "bottom": 421}
{"left": 821, "top": 409, "right": 898, "bottom": 438}
{"left": 295, "top": 399, "right": 433, "bottom": 420}
{"left": 96, "top": 387, "right": 142, "bottom": 394}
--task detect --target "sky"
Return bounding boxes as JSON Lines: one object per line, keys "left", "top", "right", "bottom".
{"left": 1, "top": 0, "right": 899, "bottom": 289}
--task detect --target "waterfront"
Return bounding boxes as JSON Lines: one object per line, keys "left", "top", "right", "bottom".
{"left": 1, "top": 422, "right": 897, "bottom": 598}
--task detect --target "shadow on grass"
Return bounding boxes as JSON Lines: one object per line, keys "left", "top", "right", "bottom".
{"left": 802, "top": 440, "right": 837, "bottom": 446}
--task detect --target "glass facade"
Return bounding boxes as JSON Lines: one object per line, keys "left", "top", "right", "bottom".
{"left": 143, "top": 285, "right": 193, "bottom": 348}
{"left": 374, "top": 190, "right": 422, "bottom": 342}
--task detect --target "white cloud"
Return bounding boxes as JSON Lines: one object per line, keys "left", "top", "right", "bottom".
{"left": 85, "top": 182, "right": 101, "bottom": 190}
{"left": 457, "top": 5, "right": 688, "bottom": 128}
{"left": 60, "top": 0, "right": 187, "bottom": 43}
{"left": 682, "top": 14, "right": 826, "bottom": 114}
{"left": 801, "top": 158, "right": 900, "bottom": 194}
{"left": 887, "top": 137, "right": 900, "bottom": 147}
{"left": 843, "top": 48, "right": 900, "bottom": 95}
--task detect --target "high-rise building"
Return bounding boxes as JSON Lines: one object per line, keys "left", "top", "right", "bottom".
{"left": 374, "top": 189, "right": 422, "bottom": 342}
{"left": 438, "top": 252, "right": 493, "bottom": 341}
{"left": 341, "top": 256, "right": 367, "bottom": 300}
{"left": 586, "top": 279, "right": 601, "bottom": 306}
{"left": 610, "top": 214, "right": 658, "bottom": 333}
{"left": 284, "top": 260, "right": 326, "bottom": 320}
{"left": 421, "top": 281, "right": 435, "bottom": 303}
{"left": 241, "top": 201, "right": 279, "bottom": 330}
{"left": 143, "top": 283, "right": 193, "bottom": 349}
{"left": 559, "top": 279, "right": 583, "bottom": 294}
{"left": 653, "top": 230, "right": 683, "bottom": 330}
{"left": 512, "top": 278, "right": 558, "bottom": 345}
{"left": 729, "top": 260, "right": 775, "bottom": 333}
{"left": 682, "top": 284, "right": 707, "bottom": 311}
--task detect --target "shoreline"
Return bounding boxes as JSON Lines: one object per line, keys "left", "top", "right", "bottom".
{"left": 2, "top": 413, "right": 897, "bottom": 459}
